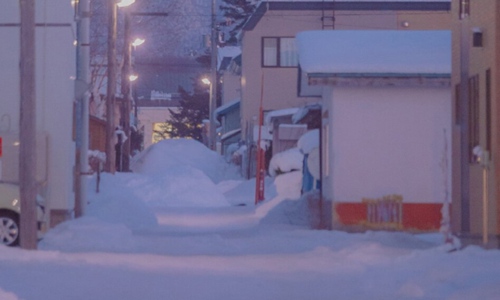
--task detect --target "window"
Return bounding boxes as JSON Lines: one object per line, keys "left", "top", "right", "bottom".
{"left": 468, "top": 74, "right": 479, "bottom": 162}
{"left": 486, "top": 69, "right": 491, "bottom": 153}
{"left": 262, "top": 37, "right": 298, "bottom": 67}
{"left": 152, "top": 122, "right": 170, "bottom": 144}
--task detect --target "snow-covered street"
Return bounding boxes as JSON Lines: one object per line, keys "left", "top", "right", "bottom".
{"left": 1, "top": 140, "right": 500, "bottom": 300}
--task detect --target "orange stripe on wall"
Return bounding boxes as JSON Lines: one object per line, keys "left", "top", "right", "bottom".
{"left": 336, "top": 203, "right": 367, "bottom": 225}
{"left": 334, "top": 202, "right": 443, "bottom": 231}
{"left": 402, "top": 203, "right": 442, "bottom": 231}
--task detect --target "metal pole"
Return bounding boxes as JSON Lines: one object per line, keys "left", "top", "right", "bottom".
{"left": 459, "top": 6, "right": 471, "bottom": 233}
{"left": 121, "top": 11, "right": 131, "bottom": 171}
{"left": 75, "top": 0, "right": 91, "bottom": 217}
{"left": 482, "top": 151, "right": 489, "bottom": 245}
{"left": 105, "top": 0, "right": 117, "bottom": 173}
{"left": 209, "top": 0, "right": 217, "bottom": 150}
{"left": 19, "top": 0, "right": 38, "bottom": 249}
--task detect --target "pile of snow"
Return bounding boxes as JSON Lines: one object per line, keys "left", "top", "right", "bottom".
{"left": 131, "top": 139, "right": 240, "bottom": 183}
{"left": 127, "top": 165, "right": 230, "bottom": 208}
{"left": 85, "top": 173, "right": 159, "bottom": 230}
{"left": 267, "top": 147, "right": 305, "bottom": 201}
{"left": 268, "top": 147, "right": 303, "bottom": 176}
{"left": 297, "top": 129, "right": 319, "bottom": 154}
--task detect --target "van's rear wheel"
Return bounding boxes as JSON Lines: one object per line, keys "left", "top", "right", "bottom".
{"left": 0, "top": 211, "right": 20, "bottom": 247}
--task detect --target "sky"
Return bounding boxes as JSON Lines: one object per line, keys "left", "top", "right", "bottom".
{"left": 1, "top": 139, "right": 500, "bottom": 300}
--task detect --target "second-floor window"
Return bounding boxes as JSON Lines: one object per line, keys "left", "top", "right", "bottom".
{"left": 262, "top": 37, "right": 298, "bottom": 67}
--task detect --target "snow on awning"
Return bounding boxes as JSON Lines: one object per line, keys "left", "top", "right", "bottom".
{"left": 220, "top": 128, "right": 241, "bottom": 141}
{"left": 264, "top": 107, "right": 300, "bottom": 125}
{"left": 296, "top": 30, "right": 451, "bottom": 75}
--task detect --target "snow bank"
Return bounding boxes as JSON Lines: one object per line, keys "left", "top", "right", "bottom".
{"left": 39, "top": 217, "right": 135, "bottom": 253}
{"left": 268, "top": 147, "right": 303, "bottom": 176}
{"left": 128, "top": 165, "right": 230, "bottom": 208}
{"left": 131, "top": 139, "right": 240, "bottom": 183}
{"left": 85, "top": 173, "right": 158, "bottom": 230}
{"left": 274, "top": 171, "right": 303, "bottom": 200}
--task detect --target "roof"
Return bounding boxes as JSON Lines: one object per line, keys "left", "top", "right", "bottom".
{"left": 264, "top": 107, "right": 300, "bottom": 125}
{"left": 215, "top": 99, "right": 241, "bottom": 116}
{"left": 296, "top": 30, "right": 451, "bottom": 76}
{"left": 244, "top": 0, "right": 451, "bottom": 30}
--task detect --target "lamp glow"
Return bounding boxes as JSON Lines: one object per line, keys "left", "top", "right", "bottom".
{"left": 129, "top": 74, "right": 138, "bottom": 82}
{"left": 131, "top": 38, "right": 145, "bottom": 47}
{"left": 116, "top": 0, "right": 135, "bottom": 7}
{"left": 201, "top": 78, "right": 211, "bottom": 85}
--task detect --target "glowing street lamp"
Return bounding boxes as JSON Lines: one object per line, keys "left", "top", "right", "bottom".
{"left": 128, "top": 74, "right": 138, "bottom": 82}
{"left": 131, "top": 38, "right": 145, "bottom": 48}
{"left": 116, "top": 0, "right": 135, "bottom": 8}
{"left": 201, "top": 78, "right": 211, "bottom": 85}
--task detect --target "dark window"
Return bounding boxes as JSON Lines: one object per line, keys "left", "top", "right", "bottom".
{"left": 455, "top": 84, "right": 461, "bottom": 125}
{"left": 486, "top": 69, "right": 491, "bottom": 153}
{"left": 468, "top": 74, "right": 479, "bottom": 162}
{"left": 262, "top": 37, "right": 298, "bottom": 67}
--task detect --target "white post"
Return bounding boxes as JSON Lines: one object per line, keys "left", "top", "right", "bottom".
{"left": 75, "top": 0, "right": 91, "bottom": 217}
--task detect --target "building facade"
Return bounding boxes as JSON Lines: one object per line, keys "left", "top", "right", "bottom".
{"left": 0, "top": 1, "right": 76, "bottom": 227}
{"left": 240, "top": 0, "right": 452, "bottom": 143}
{"left": 451, "top": 0, "right": 500, "bottom": 247}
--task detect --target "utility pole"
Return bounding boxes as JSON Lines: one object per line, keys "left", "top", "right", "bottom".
{"left": 105, "top": 0, "right": 117, "bottom": 173}
{"left": 19, "top": 0, "right": 38, "bottom": 250}
{"left": 75, "top": 0, "right": 91, "bottom": 217}
{"left": 459, "top": 1, "right": 471, "bottom": 234}
{"left": 209, "top": 0, "right": 218, "bottom": 150}
{"left": 120, "top": 11, "right": 132, "bottom": 172}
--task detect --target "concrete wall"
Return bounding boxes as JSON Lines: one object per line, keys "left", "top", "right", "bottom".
{"left": 0, "top": 0, "right": 76, "bottom": 222}
{"left": 324, "top": 86, "right": 452, "bottom": 205}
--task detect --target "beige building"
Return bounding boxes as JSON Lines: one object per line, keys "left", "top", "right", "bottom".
{"left": 240, "top": 0, "right": 452, "bottom": 142}
{"left": 451, "top": 0, "right": 500, "bottom": 247}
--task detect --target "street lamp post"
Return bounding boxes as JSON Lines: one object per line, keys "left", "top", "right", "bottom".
{"left": 209, "top": 0, "right": 217, "bottom": 150}
{"left": 105, "top": 0, "right": 135, "bottom": 173}
{"left": 120, "top": 9, "right": 132, "bottom": 172}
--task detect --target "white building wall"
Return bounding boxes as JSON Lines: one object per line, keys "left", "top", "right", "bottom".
{"left": 0, "top": 1, "right": 76, "bottom": 217}
{"left": 325, "top": 86, "right": 451, "bottom": 204}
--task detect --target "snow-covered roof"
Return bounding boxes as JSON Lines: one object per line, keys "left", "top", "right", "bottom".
{"left": 218, "top": 46, "right": 242, "bottom": 70}
{"left": 215, "top": 99, "right": 240, "bottom": 116}
{"left": 266, "top": 0, "right": 449, "bottom": 2}
{"left": 264, "top": 107, "right": 300, "bottom": 125}
{"left": 296, "top": 30, "right": 451, "bottom": 75}
{"left": 220, "top": 128, "right": 242, "bottom": 141}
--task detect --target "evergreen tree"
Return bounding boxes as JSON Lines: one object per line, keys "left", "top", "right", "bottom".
{"left": 219, "top": 0, "right": 257, "bottom": 43}
{"left": 160, "top": 84, "right": 209, "bottom": 142}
